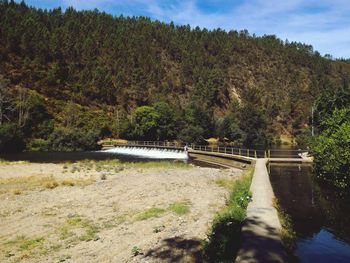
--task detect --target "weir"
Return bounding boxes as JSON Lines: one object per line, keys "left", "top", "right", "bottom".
{"left": 102, "top": 146, "right": 188, "bottom": 160}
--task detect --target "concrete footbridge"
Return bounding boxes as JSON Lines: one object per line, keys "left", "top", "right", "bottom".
{"left": 102, "top": 140, "right": 312, "bottom": 262}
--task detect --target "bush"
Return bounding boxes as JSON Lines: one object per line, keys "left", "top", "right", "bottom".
{"left": 27, "top": 138, "right": 49, "bottom": 151}
{"left": 310, "top": 108, "right": 350, "bottom": 189}
{"left": 48, "top": 127, "right": 100, "bottom": 151}
{"left": 178, "top": 125, "right": 205, "bottom": 144}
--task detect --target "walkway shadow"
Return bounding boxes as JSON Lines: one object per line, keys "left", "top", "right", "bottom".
{"left": 144, "top": 236, "right": 203, "bottom": 263}
{"left": 236, "top": 215, "right": 297, "bottom": 263}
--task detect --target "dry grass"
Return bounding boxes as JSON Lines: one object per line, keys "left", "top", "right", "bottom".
{"left": 44, "top": 179, "right": 59, "bottom": 189}
{"left": 0, "top": 175, "right": 95, "bottom": 195}
{"left": 61, "top": 178, "right": 95, "bottom": 187}
{"left": 214, "top": 177, "right": 236, "bottom": 190}
{"left": 0, "top": 159, "right": 29, "bottom": 165}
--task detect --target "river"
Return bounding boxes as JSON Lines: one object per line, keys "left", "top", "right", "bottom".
{"left": 269, "top": 164, "right": 350, "bottom": 263}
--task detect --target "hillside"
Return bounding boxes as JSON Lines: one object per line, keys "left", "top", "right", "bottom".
{"left": 1, "top": 1, "right": 350, "bottom": 151}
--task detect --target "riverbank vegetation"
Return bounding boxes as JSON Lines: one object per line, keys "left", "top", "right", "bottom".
{"left": 310, "top": 80, "right": 350, "bottom": 189}
{"left": 1, "top": 1, "right": 350, "bottom": 152}
{"left": 203, "top": 168, "right": 253, "bottom": 261}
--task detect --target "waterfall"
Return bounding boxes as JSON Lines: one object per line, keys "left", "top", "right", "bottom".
{"left": 102, "top": 146, "right": 188, "bottom": 160}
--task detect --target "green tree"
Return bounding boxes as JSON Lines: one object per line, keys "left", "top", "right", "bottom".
{"left": 216, "top": 113, "right": 244, "bottom": 142}
{"left": 178, "top": 125, "right": 205, "bottom": 144}
{"left": 133, "top": 106, "right": 160, "bottom": 140}
{"left": 311, "top": 108, "right": 350, "bottom": 189}
{"left": 154, "top": 102, "right": 177, "bottom": 140}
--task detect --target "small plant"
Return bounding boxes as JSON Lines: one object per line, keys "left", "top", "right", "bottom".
{"left": 153, "top": 225, "right": 165, "bottom": 233}
{"left": 131, "top": 246, "right": 142, "bottom": 256}
{"left": 100, "top": 174, "right": 107, "bottom": 180}
{"left": 13, "top": 189, "right": 22, "bottom": 195}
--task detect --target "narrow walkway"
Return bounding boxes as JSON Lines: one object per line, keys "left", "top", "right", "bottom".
{"left": 236, "top": 159, "right": 287, "bottom": 263}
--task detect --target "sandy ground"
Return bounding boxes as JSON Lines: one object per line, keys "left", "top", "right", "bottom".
{"left": 0, "top": 162, "right": 242, "bottom": 263}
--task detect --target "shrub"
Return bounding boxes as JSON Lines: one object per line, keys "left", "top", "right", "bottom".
{"left": 27, "top": 138, "right": 49, "bottom": 151}
{"left": 48, "top": 127, "right": 100, "bottom": 152}
{"left": 62, "top": 179, "right": 75, "bottom": 186}
{"left": 0, "top": 123, "right": 25, "bottom": 152}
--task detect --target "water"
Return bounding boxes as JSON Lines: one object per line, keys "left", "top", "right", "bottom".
{"left": 0, "top": 151, "right": 178, "bottom": 163}
{"left": 269, "top": 165, "right": 350, "bottom": 263}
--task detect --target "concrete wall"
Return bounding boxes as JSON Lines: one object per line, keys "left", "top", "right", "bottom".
{"left": 236, "top": 159, "right": 287, "bottom": 263}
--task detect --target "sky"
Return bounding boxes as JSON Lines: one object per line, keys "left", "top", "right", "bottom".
{"left": 19, "top": 0, "right": 350, "bottom": 58}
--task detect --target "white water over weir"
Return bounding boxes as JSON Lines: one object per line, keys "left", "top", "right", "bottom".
{"left": 102, "top": 146, "right": 188, "bottom": 160}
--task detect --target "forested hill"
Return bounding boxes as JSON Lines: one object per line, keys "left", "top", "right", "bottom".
{"left": 1, "top": 1, "right": 350, "bottom": 151}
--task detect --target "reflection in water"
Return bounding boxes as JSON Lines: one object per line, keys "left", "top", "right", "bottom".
{"left": 269, "top": 164, "right": 350, "bottom": 263}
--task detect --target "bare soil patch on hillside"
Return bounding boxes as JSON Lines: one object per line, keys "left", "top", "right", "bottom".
{"left": 0, "top": 161, "right": 242, "bottom": 262}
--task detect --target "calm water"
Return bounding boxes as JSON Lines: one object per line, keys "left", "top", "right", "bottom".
{"left": 269, "top": 165, "right": 350, "bottom": 263}
{"left": 0, "top": 151, "right": 221, "bottom": 168}
{"left": 0, "top": 151, "right": 151, "bottom": 163}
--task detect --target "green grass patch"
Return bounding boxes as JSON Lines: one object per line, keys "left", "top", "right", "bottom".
{"left": 137, "top": 207, "right": 166, "bottom": 220}
{"left": 168, "top": 202, "right": 190, "bottom": 215}
{"left": 136, "top": 201, "right": 191, "bottom": 220}
{"left": 58, "top": 215, "right": 100, "bottom": 243}
{"left": 4, "top": 235, "right": 46, "bottom": 259}
{"left": 203, "top": 168, "right": 253, "bottom": 262}
{"left": 18, "top": 237, "right": 45, "bottom": 251}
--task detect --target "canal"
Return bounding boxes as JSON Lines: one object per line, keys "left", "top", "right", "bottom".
{"left": 269, "top": 164, "right": 350, "bottom": 263}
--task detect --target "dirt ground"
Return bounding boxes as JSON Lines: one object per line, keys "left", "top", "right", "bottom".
{"left": 0, "top": 161, "right": 242, "bottom": 263}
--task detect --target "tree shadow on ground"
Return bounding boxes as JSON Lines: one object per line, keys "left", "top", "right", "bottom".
{"left": 143, "top": 236, "right": 203, "bottom": 263}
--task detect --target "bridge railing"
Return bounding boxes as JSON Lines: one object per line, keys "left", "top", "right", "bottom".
{"left": 125, "top": 141, "right": 184, "bottom": 148}
{"left": 107, "top": 140, "right": 306, "bottom": 159}
{"left": 190, "top": 145, "right": 267, "bottom": 158}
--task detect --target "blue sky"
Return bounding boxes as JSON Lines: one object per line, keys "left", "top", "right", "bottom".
{"left": 20, "top": 0, "right": 350, "bottom": 58}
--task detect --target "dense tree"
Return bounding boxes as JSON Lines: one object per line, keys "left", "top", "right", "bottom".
{"left": 311, "top": 108, "right": 350, "bottom": 189}
{"left": 132, "top": 106, "right": 160, "bottom": 140}
{"left": 314, "top": 79, "right": 350, "bottom": 129}
{"left": 153, "top": 102, "right": 177, "bottom": 140}
{"left": 216, "top": 113, "right": 243, "bottom": 142}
